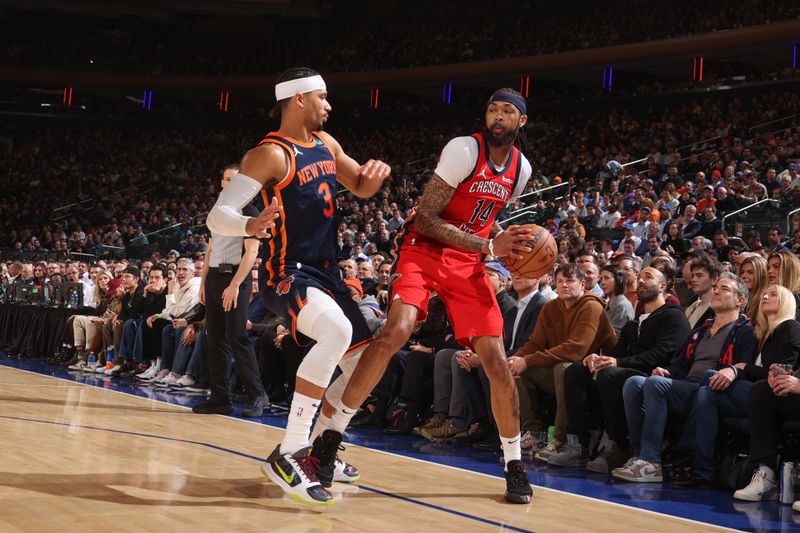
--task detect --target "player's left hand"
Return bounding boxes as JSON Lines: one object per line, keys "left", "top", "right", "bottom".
{"left": 222, "top": 284, "right": 239, "bottom": 312}
{"left": 358, "top": 159, "right": 391, "bottom": 181}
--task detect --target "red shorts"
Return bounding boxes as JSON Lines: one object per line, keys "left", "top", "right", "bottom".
{"left": 390, "top": 243, "right": 503, "bottom": 347}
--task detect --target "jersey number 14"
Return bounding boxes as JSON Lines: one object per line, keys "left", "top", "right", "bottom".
{"left": 469, "top": 199, "right": 496, "bottom": 226}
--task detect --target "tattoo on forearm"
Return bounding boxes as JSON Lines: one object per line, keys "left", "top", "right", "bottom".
{"left": 414, "top": 175, "right": 486, "bottom": 253}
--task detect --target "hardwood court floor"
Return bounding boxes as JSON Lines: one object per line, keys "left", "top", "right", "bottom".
{"left": 0, "top": 365, "right": 738, "bottom": 533}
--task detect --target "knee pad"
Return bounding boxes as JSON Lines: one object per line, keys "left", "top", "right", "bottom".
{"left": 294, "top": 289, "right": 353, "bottom": 389}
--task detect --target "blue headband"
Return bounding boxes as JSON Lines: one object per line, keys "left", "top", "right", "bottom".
{"left": 487, "top": 90, "right": 527, "bottom": 115}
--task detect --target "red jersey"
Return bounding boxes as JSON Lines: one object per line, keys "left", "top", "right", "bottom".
{"left": 403, "top": 132, "right": 524, "bottom": 253}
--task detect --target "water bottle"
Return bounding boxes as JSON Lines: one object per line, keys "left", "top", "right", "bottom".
{"left": 106, "top": 345, "right": 115, "bottom": 370}
{"left": 547, "top": 426, "right": 556, "bottom": 444}
{"left": 87, "top": 351, "right": 96, "bottom": 369}
{"left": 68, "top": 288, "right": 79, "bottom": 309}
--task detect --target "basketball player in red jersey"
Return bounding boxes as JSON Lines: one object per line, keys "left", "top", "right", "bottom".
{"left": 207, "top": 67, "right": 390, "bottom": 506}
{"left": 314, "top": 88, "right": 537, "bottom": 503}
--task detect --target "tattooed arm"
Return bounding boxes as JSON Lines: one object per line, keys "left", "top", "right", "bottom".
{"left": 414, "top": 175, "right": 489, "bottom": 254}
{"left": 489, "top": 222, "right": 504, "bottom": 239}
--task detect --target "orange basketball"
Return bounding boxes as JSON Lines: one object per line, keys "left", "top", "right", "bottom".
{"left": 504, "top": 224, "right": 558, "bottom": 280}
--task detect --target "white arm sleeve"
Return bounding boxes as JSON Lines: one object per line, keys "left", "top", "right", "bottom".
{"left": 510, "top": 155, "right": 533, "bottom": 202}
{"left": 433, "top": 136, "right": 479, "bottom": 187}
{"left": 206, "top": 173, "right": 263, "bottom": 237}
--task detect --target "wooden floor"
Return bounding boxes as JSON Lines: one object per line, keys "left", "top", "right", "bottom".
{"left": 0, "top": 366, "right": 735, "bottom": 533}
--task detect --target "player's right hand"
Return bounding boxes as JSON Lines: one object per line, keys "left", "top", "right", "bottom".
{"left": 246, "top": 197, "right": 281, "bottom": 238}
{"left": 490, "top": 225, "right": 534, "bottom": 259}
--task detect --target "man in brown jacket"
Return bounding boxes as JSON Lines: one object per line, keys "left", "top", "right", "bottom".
{"left": 507, "top": 263, "right": 617, "bottom": 462}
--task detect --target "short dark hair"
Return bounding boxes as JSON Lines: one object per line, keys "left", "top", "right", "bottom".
{"left": 270, "top": 67, "right": 322, "bottom": 118}
{"left": 555, "top": 263, "right": 586, "bottom": 281}
{"left": 690, "top": 254, "right": 722, "bottom": 279}
{"left": 223, "top": 163, "right": 240, "bottom": 174}
{"left": 149, "top": 265, "right": 167, "bottom": 278}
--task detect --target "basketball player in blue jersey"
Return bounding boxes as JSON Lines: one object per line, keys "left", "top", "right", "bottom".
{"left": 207, "top": 67, "right": 391, "bottom": 506}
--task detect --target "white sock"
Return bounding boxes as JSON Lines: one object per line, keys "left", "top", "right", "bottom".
{"left": 310, "top": 412, "right": 331, "bottom": 443}
{"left": 280, "top": 393, "right": 321, "bottom": 455}
{"left": 501, "top": 433, "right": 522, "bottom": 467}
{"left": 328, "top": 401, "right": 359, "bottom": 434}
{"left": 758, "top": 464, "right": 776, "bottom": 482}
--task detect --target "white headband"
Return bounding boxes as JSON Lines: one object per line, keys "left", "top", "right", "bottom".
{"left": 275, "top": 75, "right": 327, "bottom": 101}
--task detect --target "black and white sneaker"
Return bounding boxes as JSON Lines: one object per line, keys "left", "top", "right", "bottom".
{"left": 504, "top": 460, "right": 533, "bottom": 504}
{"left": 261, "top": 446, "right": 333, "bottom": 506}
{"left": 310, "top": 429, "right": 343, "bottom": 488}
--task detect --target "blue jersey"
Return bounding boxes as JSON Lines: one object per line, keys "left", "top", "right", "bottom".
{"left": 257, "top": 132, "right": 339, "bottom": 287}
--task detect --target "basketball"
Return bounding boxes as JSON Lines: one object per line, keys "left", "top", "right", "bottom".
{"left": 504, "top": 224, "right": 558, "bottom": 279}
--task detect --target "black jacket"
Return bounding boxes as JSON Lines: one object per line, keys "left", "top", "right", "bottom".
{"left": 117, "top": 284, "right": 145, "bottom": 322}
{"left": 496, "top": 289, "right": 517, "bottom": 318}
{"left": 613, "top": 302, "right": 691, "bottom": 373}
{"left": 504, "top": 291, "right": 546, "bottom": 356}
{"left": 741, "top": 319, "right": 800, "bottom": 382}
{"left": 143, "top": 288, "right": 167, "bottom": 318}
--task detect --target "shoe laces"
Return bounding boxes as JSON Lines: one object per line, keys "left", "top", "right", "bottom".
{"left": 294, "top": 455, "right": 321, "bottom": 482}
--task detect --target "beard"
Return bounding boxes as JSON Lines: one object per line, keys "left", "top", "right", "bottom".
{"left": 482, "top": 123, "right": 518, "bottom": 148}
{"left": 637, "top": 283, "right": 660, "bottom": 304}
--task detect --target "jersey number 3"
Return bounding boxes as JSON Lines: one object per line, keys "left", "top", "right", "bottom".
{"left": 469, "top": 199, "right": 496, "bottom": 226}
{"left": 317, "top": 182, "right": 334, "bottom": 218}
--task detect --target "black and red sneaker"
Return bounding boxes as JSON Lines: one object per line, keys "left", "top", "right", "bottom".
{"left": 504, "top": 460, "right": 533, "bottom": 504}
{"left": 310, "top": 429, "right": 343, "bottom": 488}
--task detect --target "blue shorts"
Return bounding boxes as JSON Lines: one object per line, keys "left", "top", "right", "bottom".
{"left": 264, "top": 263, "right": 372, "bottom": 353}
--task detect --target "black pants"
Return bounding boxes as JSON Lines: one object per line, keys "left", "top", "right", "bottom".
{"left": 457, "top": 365, "right": 492, "bottom": 426}
{"left": 205, "top": 268, "right": 264, "bottom": 402}
{"left": 398, "top": 350, "right": 435, "bottom": 423}
{"left": 256, "top": 331, "right": 304, "bottom": 401}
{"left": 564, "top": 363, "right": 645, "bottom": 447}
{"left": 142, "top": 318, "right": 171, "bottom": 360}
{"left": 748, "top": 379, "right": 800, "bottom": 467}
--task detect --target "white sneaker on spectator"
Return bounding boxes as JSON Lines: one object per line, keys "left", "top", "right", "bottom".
{"left": 84, "top": 361, "right": 102, "bottom": 372}
{"left": 94, "top": 364, "right": 109, "bottom": 373}
{"left": 151, "top": 369, "right": 172, "bottom": 384}
{"left": 136, "top": 363, "right": 159, "bottom": 381}
{"left": 547, "top": 434, "right": 587, "bottom": 467}
{"left": 534, "top": 439, "right": 563, "bottom": 462}
{"left": 611, "top": 458, "right": 662, "bottom": 483}
{"left": 733, "top": 469, "right": 777, "bottom": 501}
{"left": 69, "top": 360, "right": 87, "bottom": 371}
{"left": 793, "top": 500, "right": 800, "bottom": 512}
{"left": 171, "top": 375, "right": 196, "bottom": 389}
{"left": 520, "top": 430, "right": 547, "bottom": 456}
{"left": 155, "top": 372, "right": 181, "bottom": 387}
{"left": 104, "top": 364, "right": 121, "bottom": 376}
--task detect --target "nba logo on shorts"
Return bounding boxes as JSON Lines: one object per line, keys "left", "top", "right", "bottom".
{"left": 276, "top": 275, "right": 295, "bottom": 296}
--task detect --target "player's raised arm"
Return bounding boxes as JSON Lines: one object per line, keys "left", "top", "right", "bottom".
{"left": 206, "top": 144, "right": 285, "bottom": 238}
{"left": 414, "top": 175, "right": 534, "bottom": 259}
{"left": 319, "top": 132, "right": 391, "bottom": 198}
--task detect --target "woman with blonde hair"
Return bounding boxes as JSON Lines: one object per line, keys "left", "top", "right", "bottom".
{"left": 66, "top": 268, "right": 114, "bottom": 370}
{"left": 738, "top": 255, "right": 768, "bottom": 327}
{"left": 677, "top": 284, "right": 800, "bottom": 489}
{"left": 767, "top": 251, "right": 800, "bottom": 320}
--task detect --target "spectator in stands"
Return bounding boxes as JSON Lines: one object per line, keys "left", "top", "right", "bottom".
{"left": 698, "top": 207, "right": 721, "bottom": 241}
{"left": 32, "top": 261, "right": 47, "bottom": 285}
{"left": 137, "top": 260, "right": 199, "bottom": 380}
{"left": 616, "top": 254, "right": 640, "bottom": 307}
{"left": 733, "top": 350, "right": 800, "bottom": 502}
{"left": 386, "top": 207, "right": 405, "bottom": 232}
{"left": 767, "top": 251, "right": 800, "bottom": 319}
{"left": 696, "top": 186, "right": 716, "bottom": 213}
{"left": 507, "top": 264, "right": 616, "bottom": 462}
{"left": 558, "top": 267, "right": 690, "bottom": 470}
{"left": 599, "top": 265, "right": 634, "bottom": 337}
{"left": 677, "top": 284, "right": 800, "bottom": 488}
{"left": 766, "top": 227, "right": 789, "bottom": 253}
{"left": 67, "top": 267, "right": 114, "bottom": 368}
{"left": 107, "top": 266, "right": 145, "bottom": 376}
{"left": 338, "top": 259, "right": 357, "bottom": 280}
{"left": 662, "top": 222, "right": 688, "bottom": 258}
{"left": 356, "top": 259, "right": 379, "bottom": 296}
{"left": 714, "top": 187, "right": 738, "bottom": 217}
{"left": 739, "top": 255, "right": 768, "bottom": 327}
{"left": 614, "top": 272, "right": 755, "bottom": 483}
{"left": 20, "top": 263, "right": 34, "bottom": 285}
{"left": 685, "top": 255, "right": 721, "bottom": 329}
{"left": 5, "top": 261, "right": 22, "bottom": 285}
{"left": 679, "top": 205, "right": 701, "bottom": 240}
{"left": 578, "top": 258, "right": 603, "bottom": 298}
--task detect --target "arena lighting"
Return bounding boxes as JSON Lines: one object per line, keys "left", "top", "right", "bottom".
{"left": 142, "top": 90, "right": 153, "bottom": 110}
{"left": 601, "top": 67, "right": 613, "bottom": 91}
{"left": 369, "top": 87, "right": 379, "bottom": 109}
{"left": 62, "top": 87, "right": 73, "bottom": 106}
{"left": 519, "top": 75, "right": 531, "bottom": 97}
{"left": 442, "top": 81, "right": 452, "bottom": 104}
{"left": 693, "top": 56, "right": 705, "bottom": 81}
{"left": 218, "top": 91, "right": 230, "bottom": 112}
{"left": 793, "top": 43, "right": 797, "bottom": 70}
